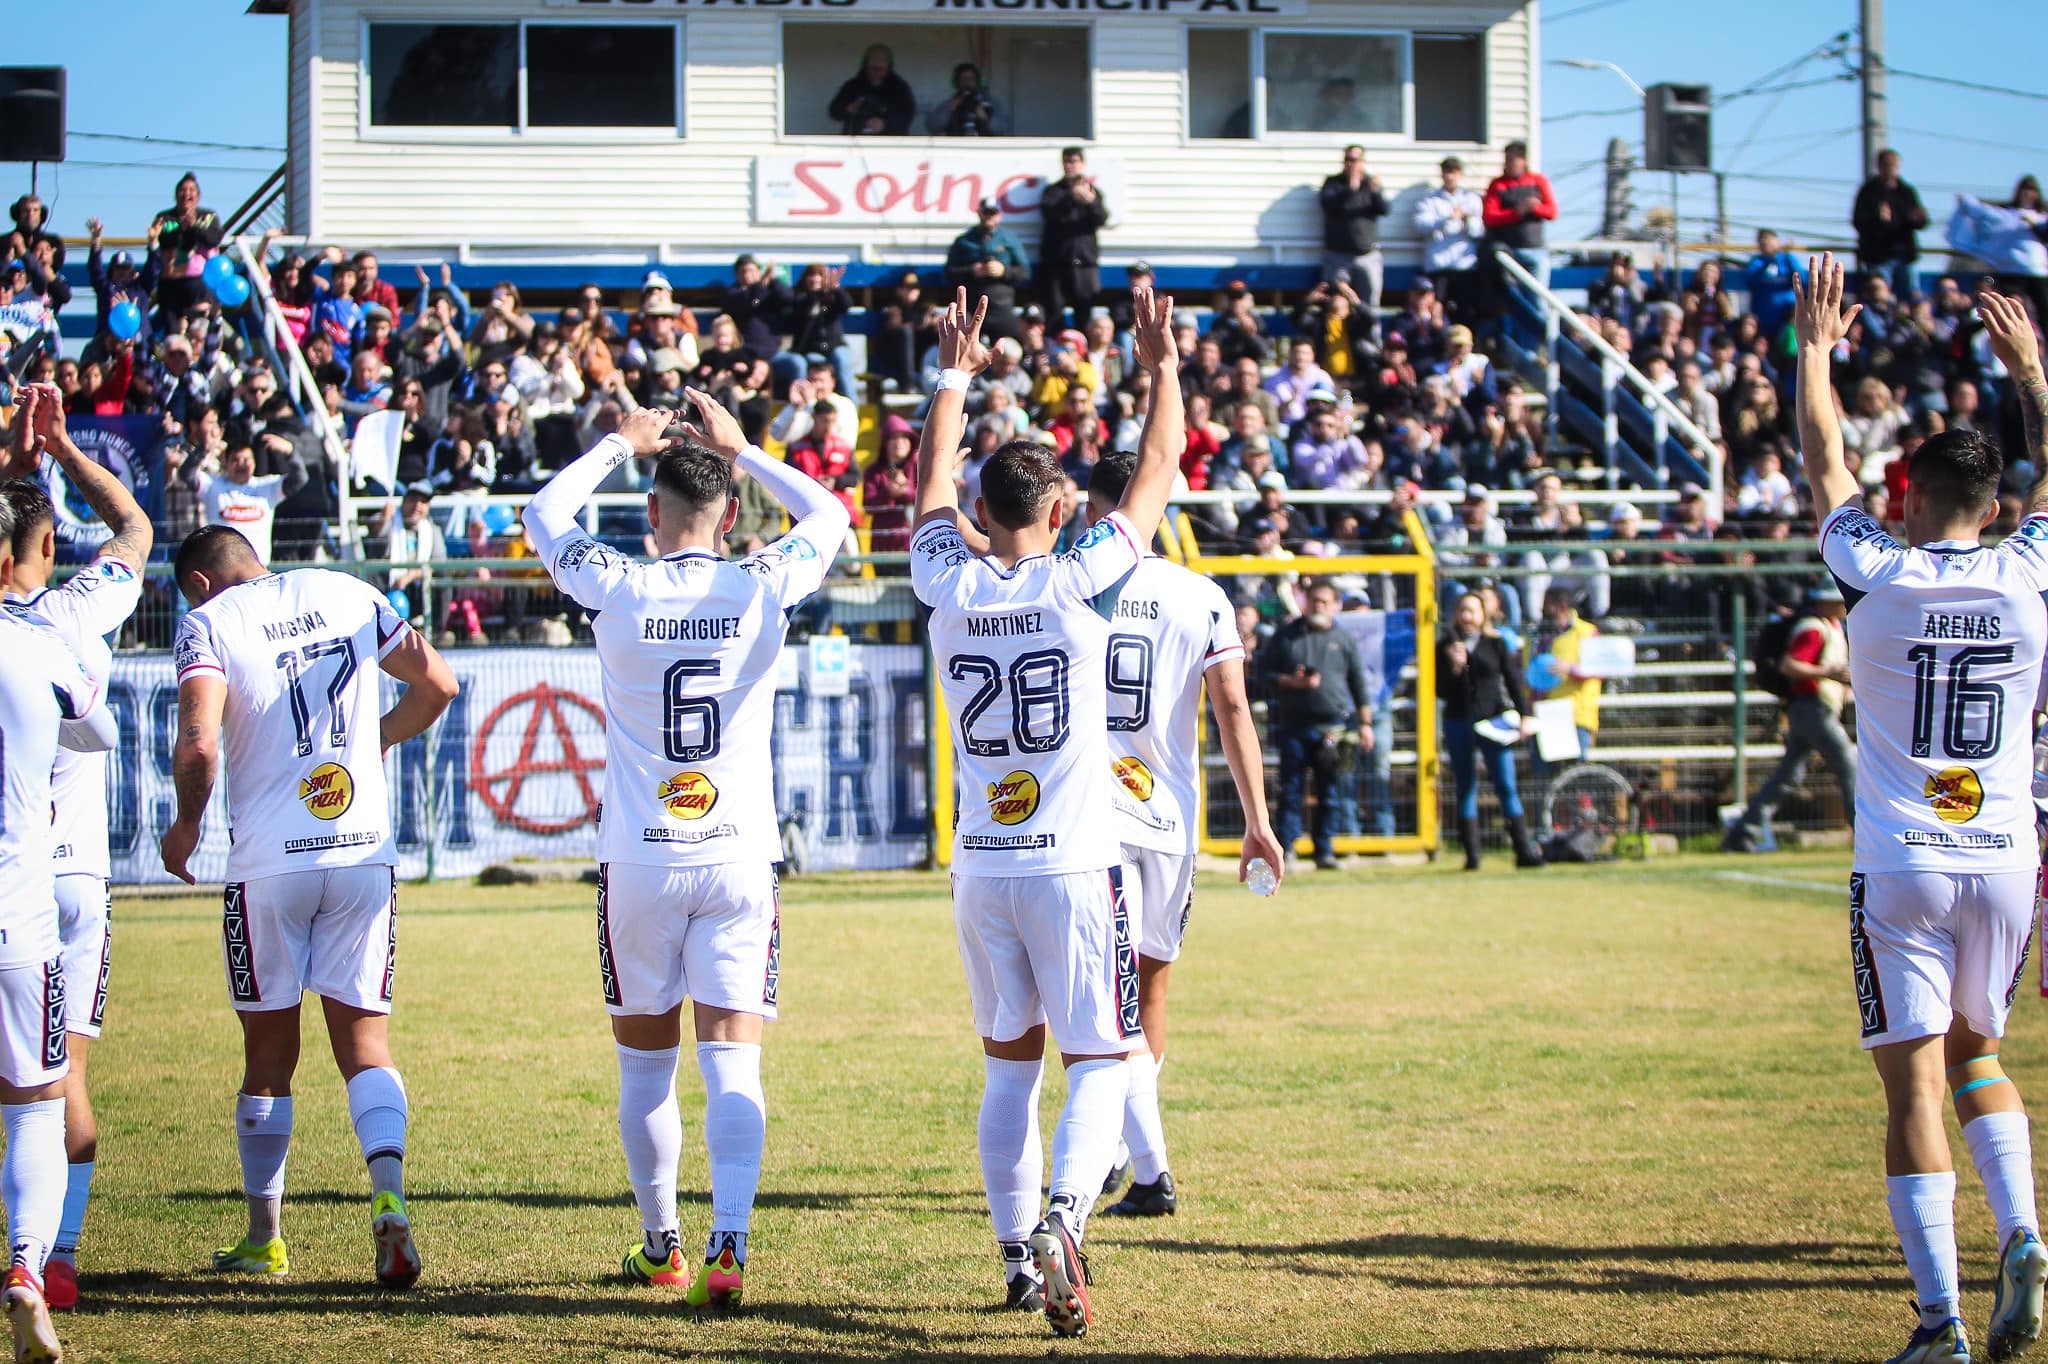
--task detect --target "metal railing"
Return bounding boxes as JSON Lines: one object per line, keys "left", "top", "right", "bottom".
{"left": 1492, "top": 248, "right": 1725, "bottom": 513}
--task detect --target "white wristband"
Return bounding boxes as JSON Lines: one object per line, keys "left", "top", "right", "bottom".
{"left": 936, "top": 368, "right": 971, "bottom": 394}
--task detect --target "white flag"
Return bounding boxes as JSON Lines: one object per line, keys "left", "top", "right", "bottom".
{"left": 351, "top": 409, "right": 405, "bottom": 490}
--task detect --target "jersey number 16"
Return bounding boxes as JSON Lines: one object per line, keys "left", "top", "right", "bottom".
{"left": 1907, "top": 643, "right": 2013, "bottom": 761}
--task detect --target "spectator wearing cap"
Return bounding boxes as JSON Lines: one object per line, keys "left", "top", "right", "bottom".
{"left": 863, "top": 415, "right": 920, "bottom": 553}
{"left": 1038, "top": 147, "right": 1110, "bottom": 328}
{"left": 1724, "top": 583, "right": 1856, "bottom": 852}
{"left": 1288, "top": 404, "right": 1369, "bottom": 490}
{"left": 1292, "top": 279, "right": 1374, "bottom": 385}
{"left": 1416, "top": 156, "right": 1486, "bottom": 324}
{"left": 1483, "top": 140, "right": 1557, "bottom": 304}
{"left": 1263, "top": 340, "right": 1335, "bottom": 429}
{"left": 1393, "top": 278, "right": 1448, "bottom": 367}
{"left": 872, "top": 270, "right": 935, "bottom": 393}
{"left": 371, "top": 482, "right": 447, "bottom": 603}
{"left": 947, "top": 200, "right": 1031, "bottom": 341}
{"left": 354, "top": 303, "right": 399, "bottom": 366}
{"left": 786, "top": 262, "right": 857, "bottom": 397}
{"left": 829, "top": 44, "right": 917, "bottom": 135}
{"left": 414, "top": 261, "right": 473, "bottom": 339}
{"left": 1319, "top": 145, "right": 1390, "bottom": 318}
{"left": 1438, "top": 484, "right": 1519, "bottom": 626}
{"left": 1206, "top": 281, "right": 1269, "bottom": 367}
{"left": 723, "top": 254, "right": 795, "bottom": 386}
{"left": 1030, "top": 330, "right": 1101, "bottom": 416}
{"left": 7, "top": 194, "right": 62, "bottom": 270}
{"left": 1434, "top": 325, "right": 1496, "bottom": 413}
{"left": 83, "top": 217, "right": 160, "bottom": 347}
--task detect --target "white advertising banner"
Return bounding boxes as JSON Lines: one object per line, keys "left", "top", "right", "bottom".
{"left": 103, "top": 645, "right": 932, "bottom": 885}
{"left": 754, "top": 155, "right": 1125, "bottom": 227}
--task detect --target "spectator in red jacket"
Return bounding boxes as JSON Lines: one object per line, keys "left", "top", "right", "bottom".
{"left": 350, "top": 251, "right": 404, "bottom": 317}
{"left": 1047, "top": 384, "right": 1109, "bottom": 455}
{"left": 1483, "top": 140, "right": 1558, "bottom": 292}
{"left": 787, "top": 401, "right": 859, "bottom": 518}
{"left": 862, "top": 415, "right": 918, "bottom": 552}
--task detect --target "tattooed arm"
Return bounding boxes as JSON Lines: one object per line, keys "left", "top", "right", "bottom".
{"left": 1977, "top": 290, "right": 2048, "bottom": 512}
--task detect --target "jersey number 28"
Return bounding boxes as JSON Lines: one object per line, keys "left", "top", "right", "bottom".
{"left": 1906, "top": 643, "right": 2013, "bottom": 760}
{"left": 951, "top": 650, "right": 1070, "bottom": 756}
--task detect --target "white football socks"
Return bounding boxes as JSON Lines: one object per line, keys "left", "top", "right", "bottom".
{"left": 2, "top": 1100, "right": 65, "bottom": 1275}
{"left": 698, "top": 1041, "right": 766, "bottom": 1239}
{"left": 978, "top": 1055, "right": 1045, "bottom": 1244}
{"left": 50, "top": 1161, "right": 94, "bottom": 1264}
{"left": 1964, "top": 1112, "right": 2040, "bottom": 1246}
{"left": 345, "top": 1067, "right": 409, "bottom": 1201}
{"left": 1887, "top": 1171, "right": 1961, "bottom": 1327}
{"left": 1122, "top": 1050, "right": 1170, "bottom": 1184}
{"left": 617, "top": 1044, "right": 683, "bottom": 1250}
{"left": 235, "top": 1093, "right": 292, "bottom": 1246}
{"left": 1049, "top": 1057, "right": 1130, "bottom": 1241}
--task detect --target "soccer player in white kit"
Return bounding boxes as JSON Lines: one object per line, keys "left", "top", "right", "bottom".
{"left": 1795, "top": 257, "right": 2048, "bottom": 1364}
{"left": 911, "top": 287, "right": 1181, "bottom": 1338}
{"left": 160, "top": 526, "right": 458, "bottom": 1289}
{"left": 1076, "top": 448, "right": 1286, "bottom": 1220}
{"left": 0, "top": 492, "right": 106, "bottom": 1364}
{"left": 0, "top": 385, "right": 153, "bottom": 1313}
{"left": 523, "top": 393, "right": 847, "bottom": 1309}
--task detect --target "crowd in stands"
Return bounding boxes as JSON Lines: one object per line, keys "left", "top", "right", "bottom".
{"left": 1, "top": 147, "right": 2044, "bottom": 651}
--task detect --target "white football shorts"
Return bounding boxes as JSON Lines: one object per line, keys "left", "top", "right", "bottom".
{"left": 0, "top": 957, "right": 67, "bottom": 1088}
{"left": 598, "top": 862, "right": 781, "bottom": 1020}
{"left": 1119, "top": 844, "right": 1196, "bottom": 964}
{"left": 953, "top": 865, "right": 1142, "bottom": 1056}
{"left": 54, "top": 874, "right": 111, "bottom": 1040}
{"left": 1851, "top": 869, "right": 2037, "bottom": 1050}
{"left": 223, "top": 866, "right": 399, "bottom": 1015}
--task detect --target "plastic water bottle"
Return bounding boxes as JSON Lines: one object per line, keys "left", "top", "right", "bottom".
{"left": 1245, "top": 857, "right": 1278, "bottom": 898}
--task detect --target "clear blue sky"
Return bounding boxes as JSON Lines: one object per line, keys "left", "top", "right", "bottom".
{"left": 11, "top": 0, "right": 2047, "bottom": 249}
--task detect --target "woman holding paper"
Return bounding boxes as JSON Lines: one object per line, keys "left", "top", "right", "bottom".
{"left": 1438, "top": 592, "right": 1544, "bottom": 871}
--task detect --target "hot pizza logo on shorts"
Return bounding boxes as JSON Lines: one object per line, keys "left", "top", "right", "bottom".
{"left": 1112, "top": 755, "right": 1155, "bottom": 801}
{"left": 986, "top": 770, "right": 1041, "bottom": 825}
{"left": 1926, "top": 765, "right": 1984, "bottom": 823}
{"left": 298, "top": 763, "right": 355, "bottom": 820}
{"left": 658, "top": 771, "right": 719, "bottom": 821}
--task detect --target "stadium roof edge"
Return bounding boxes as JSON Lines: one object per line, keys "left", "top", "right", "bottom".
{"left": 246, "top": 0, "right": 286, "bottom": 13}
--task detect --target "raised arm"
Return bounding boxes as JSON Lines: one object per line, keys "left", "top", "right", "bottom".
{"left": 25, "top": 383, "right": 154, "bottom": 570}
{"left": 524, "top": 406, "right": 670, "bottom": 558}
{"left": 914, "top": 289, "right": 992, "bottom": 533}
{"left": 680, "top": 386, "right": 850, "bottom": 557}
{"left": 161, "top": 672, "right": 226, "bottom": 884}
{"left": 1977, "top": 289, "right": 2048, "bottom": 512}
{"left": 1114, "top": 283, "right": 1184, "bottom": 543}
{"left": 1792, "top": 253, "right": 1864, "bottom": 516}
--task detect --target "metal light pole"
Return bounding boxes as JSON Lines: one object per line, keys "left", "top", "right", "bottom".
{"left": 1553, "top": 59, "right": 1672, "bottom": 251}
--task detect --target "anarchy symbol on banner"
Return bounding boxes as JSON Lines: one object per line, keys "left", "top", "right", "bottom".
{"left": 470, "top": 682, "right": 607, "bottom": 835}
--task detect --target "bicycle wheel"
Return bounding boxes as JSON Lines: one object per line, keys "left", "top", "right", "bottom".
{"left": 1540, "top": 761, "right": 1640, "bottom": 848}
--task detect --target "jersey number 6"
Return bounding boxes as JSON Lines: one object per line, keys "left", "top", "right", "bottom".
{"left": 663, "top": 659, "right": 722, "bottom": 763}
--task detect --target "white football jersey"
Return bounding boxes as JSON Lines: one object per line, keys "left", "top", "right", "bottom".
{"left": 914, "top": 511, "right": 1144, "bottom": 876}
{"left": 0, "top": 614, "right": 100, "bottom": 966}
{"left": 1103, "top": 555, "right": 1244, "bottom": 855}
{"left": 6, "top": 560, "right": 144, "bottom": 881}
{"left": 1820, "top": 505, "right": 2048, "bottom": 873}
{"left": 174, "top": 570, "right": 410, "bottom": 883}
{"left": 200, "top": 473, "right": 293, "bottom": 565}
{"left": 535, "top": 527, "right": 837, "bottom": 869}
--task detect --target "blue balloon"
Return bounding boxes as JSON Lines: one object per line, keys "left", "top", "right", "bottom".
{"left": 202, "top": 255, "right": 238, "bottom": 291}
{"left": 1527, "top": 651, "right": 1566, "bottom": 694}
{"left": 386, "top": 589, "right": 412, "bottom": 620}
{"left": 107, "top": 300, "right": 143, "bottom": 341}
{"left": 215, "top": 273, "right": 251, "bottom": 308}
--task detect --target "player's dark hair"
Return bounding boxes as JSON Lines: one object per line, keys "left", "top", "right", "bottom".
{"left": 0, "top": 478, "right": 53, "bottom": 558}
{"left": 174, "top": 524, "right": 259, "bottom": 592}
{"left": 979, "top": 440, "right": 1064, "bottom": 531}
{"left": 1086, "top": 449, "right": 1138, "bottom": 506}
{"left": 0, "top": 496, "right": 14, "bottom": 558}
{"left": 1907, "top": 428, "right": 2005, "bottom": 521}
{"left": 650, "top": 439, "right": 734, "bottom": 519}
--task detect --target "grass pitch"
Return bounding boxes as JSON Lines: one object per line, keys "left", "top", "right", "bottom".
{"left": 51, "top": 850, "right": 2036, "bottom": 1361}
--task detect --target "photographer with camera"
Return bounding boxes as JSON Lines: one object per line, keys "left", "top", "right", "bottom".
{"left": 927, "top": 61, "right": 1005, "bottom": 137}
{"left": 828, "top": 44, "right": 916, "bottom": 136}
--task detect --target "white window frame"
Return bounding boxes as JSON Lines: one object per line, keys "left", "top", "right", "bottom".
{"left": 771, "top": 15, "right": 1096, "bottom": 146}
{"left": 359, "top": 15, "right": 684, "bottom": 141}
{"left": 1182, "top": 25, "right": 1433, "bottom": 146}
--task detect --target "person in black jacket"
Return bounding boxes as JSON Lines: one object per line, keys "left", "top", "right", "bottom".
{"left": 1037, "top": 147, "right": 1110, "bottom": 328}
{"left": 1438, "top": 591, "right": 1543, "bottom": 870}
{"left": 785, "top": 262, "right": 855, "bottom": 395}
{"left": 827, "top": 45, "right": 916, "bottom": 135}
{"left": 722, "top": 253, "right": 795, "bottom": 391}
{"left": 1852, "top": 149, "right": 1929, "bottom": 300}
{"left": 1261, "top": 581, "right": 1371, "bottom": 870}
{"left": 1319, "top": 145, "right": 1390, "bottom": 323}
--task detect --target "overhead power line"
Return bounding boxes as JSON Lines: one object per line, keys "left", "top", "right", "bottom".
{"left": 1544, "top": 0, "right": 1633, "bottom": 24}
{"left": 1888, "top": 68, "right": 2048, "bottom": 104}
{"left": 68, "top": 130, "right": 285, "bottom": 154}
